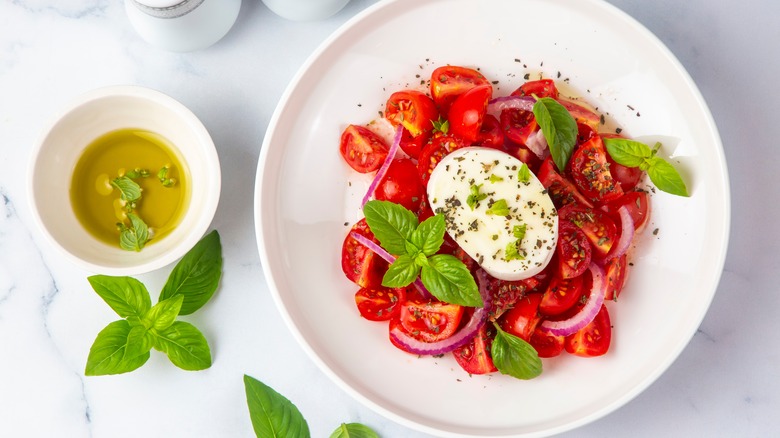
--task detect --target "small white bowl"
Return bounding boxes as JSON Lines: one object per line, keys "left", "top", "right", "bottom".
{"left": 28, "top": 85, "right": 221, "bottom": 275}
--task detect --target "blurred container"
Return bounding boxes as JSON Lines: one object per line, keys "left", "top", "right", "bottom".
{"left": 261, "top": 0, "right": 350, "bottom": 21}
{"left": 125, "top": 0, "right": 241, "bottom": 52}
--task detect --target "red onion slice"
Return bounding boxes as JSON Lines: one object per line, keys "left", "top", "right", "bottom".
{"left": 486, "top": 95, "right": 535, "bottom": 118}
{"left": 603, "top": 206, "right": 635, "bottom": 262}
{"left": 388, "top": 270, "right": 493, "bottom": 355}
{"left": 524, "top": 129, "right": 549, "bottom": 159}
{"left": 361, "top": 125, "right": 403, "bottom": 208}
{"left": 539, "top": 264, "right": 606, "bottom": 337}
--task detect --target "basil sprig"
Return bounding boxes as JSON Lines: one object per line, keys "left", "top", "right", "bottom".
{"left": 603, "top": 138, "right": 689, "bottom": 197}
{"left": 363, "top": 200, "right": 482, "bottom": 307}
{"left": 533, "top": 97, "right": 578, "bottom": 172}
{"left": 491, "top": 323, "right": 543, "bottom": 380}
{"left": 244, "top": 375, "right": 379, "bottom": 438}
{"left": 84, "top": 230, "right": 222, "bottom": 375}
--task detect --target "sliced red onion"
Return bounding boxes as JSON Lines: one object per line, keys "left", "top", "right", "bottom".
{"left": 524, "top": 129, "right": 549, "bottom": 159}
{"left": 486, "top": 95, "right": 535, "bottom": 118}
{"left": 361, "top": 125, "right": 403, "bottom": 208}
{"left": 539, "top": 264, "right": 605, "bottom": 337}
{"left": 349, "top": 231, "right": 433, "bottom": 300}
{"left": 388, "top": 270, "right": 493, "bottom": 355}
{"left": 603, "top": 206, "right": 635, "bottom": 262}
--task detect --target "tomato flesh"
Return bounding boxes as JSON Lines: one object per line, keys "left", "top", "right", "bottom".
{"left": 537, "top": 157, "right": 593, "bottom": 208}
{"left": 453, "top": 324, "right": 497, "bottom": 374}
{"left": 396, "top": 299, "right": 464, "bottom": 343}
{"left": 430, "top": 65, "right": 491, "bottom": 116}
{"left": 418, "top": 135, "right": 464, "bottom": 185}
{"left": 385, "top": 90, "right": 438, "bottom": 138}
{"left": 565, "top": 304, "right": 612, "bottom": 357}
{"left": 448, "top": 84, "right": 492, "bottom": 143}
{"left": 374, "top": 158, "right": 425, "bottom": 212}
{"left": 604, "top": 254, "right": 627, "bottom": 301}
{"left": 339, "top": 124, "right": 389, "bottom": 173}
{"left": 511, "top": 79, "right": 559, "bottom": 99}
{"left": 601, "top": 191, "right": 650, "bottom": 231}
{"left": 530, "top": 326, "right": 564, "bottom": 358}
{"left": 341, "top": 219, "right": 388, "bottom": 288}
{"left": 568, "top": 135, "right": 624, "bottom": 204}
{"left": 557, "top": 223, "right": 591, "bottom": 279}
{"left": 558, "top": 204, "right": 619, "bottom": 260}
{"left": 539, "top": 272, "right": 585, "bottom": 316}
{"left": 475, "top": 114, "right": 505, "bottom": 149}
{"left": 355, "top": 286, "right": 406, "bottom": 321}
{"left": 499, "top": 293, "right": 543, "bottom": 342}
{"left": 500, "top": 107, "right": 538, "bottom": 147}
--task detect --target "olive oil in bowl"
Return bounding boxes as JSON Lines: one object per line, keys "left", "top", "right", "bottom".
{"left": 70, "top": 128, "right": 191, "bottom": 251}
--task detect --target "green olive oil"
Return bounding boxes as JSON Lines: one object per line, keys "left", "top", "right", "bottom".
{"left": 70, "top": 128, "right": 191, "bottom": 249}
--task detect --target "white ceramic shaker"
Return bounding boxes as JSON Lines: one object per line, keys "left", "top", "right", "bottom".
{"left": 125, "top": 0, "right": 242, "bottom": 52}
{"left": 261, "top": 0, "right": 350, "bottom": 21}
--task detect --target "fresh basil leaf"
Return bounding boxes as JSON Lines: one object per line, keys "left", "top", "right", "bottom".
{"left": 159, "top": 230, "right": 222, "bottom": 315}
{"left": 329, "top": 423, "right": 379, "bottom": 438}
{"left": 466, "top": 183, "right": 487, "bottom": 210}
{"left": 85, "top": 320, "right": 150, "bottom": 376}
{"left": 152, "top": 321, "right": 211, "bottom": 371}
{"left": 119, "top": 213, "right": 149, "bottom": 252}
{"left": 110, "top": 176, "right": 142, "bottom": 202}
{"left": 410, "top": 214, "right": 446, "bottom": 257}
{"left": 363, "top": 200, "right": 418, "bottom": 256}
{"left": 486, "top": 199, "right": 510, "bottom": 216}
{"left": 420, "top": 254, "right": 482, "bottom": 307}
{"left": 533, "top": 97, "right": 578, "bottom": 171}
{"left": 88, "top": 275, "right": 151, "bottom": 319}
{"left": 382, "top": 254, "right": 420, "bottom": 288}
{"left": 491, "top": 324, "right": 542, "bottom": 380}
{"left": 646, "top": 157, "right": 689, "bottom": 197}
{"left": 603, "top": 138, "right": 651, "bottom": 168}
{"left": 517, "top": 163, "right": 531, "bottom": 184}
{"left": 504, "top": 241, "right": 525, "bottom": 261}
{"left": 124, "top": 324, "right": 154, "bottom": 360}
{"left": 244, "top": 375, "right": 311, "bottom": 438}
{"left": 143, "top": 294, "right": 184, "bottom": 331}
{"left": 513, "top": 224, "right": 527, "bottom": 240}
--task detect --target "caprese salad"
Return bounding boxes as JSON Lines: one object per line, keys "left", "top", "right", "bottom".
{"left": 339, "top": 65, "right": 687, "bottom": 380}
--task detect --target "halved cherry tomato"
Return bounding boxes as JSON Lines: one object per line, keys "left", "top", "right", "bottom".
{"left": 511, "top": 79, "right": 559, "bottom": 99}
{"left": 568, "top": 135, "right": 624, "bottom": 204}
{"left": 453, "top": 324, "right": 497, "bottom": 374}
{"left": 500, "top": 108, "right": 538, "bottom": 146}
{"left": 529, "top": 326, "right": 564, "bottom": 358}
{"left": 448, "top": 84, "right": 492, "bottom": 143}
{"left": 355, "top": 286, "right": 406, "bottom": 321}
{"left": 394, "top": 298, "right": 464, "bottom": 343}
{"left": 417, "top": 135, "right": 464, "bottom": 185}
{"left": 385, "top": 90, "right": 438, "bottom": 138}
{"left": 565, "top": 304, "right": 612, "bottom": 357}
{"left": 499, "top": 293, "right": 543, "bottom": 342}
{"left": 339, "top": 124, "right": 389, "bottom": 173}
{"left": 539, "top": 272, "right": 585, "bottom": 316}
{"left": 474, "top": 114, "right": 504, "bottom": 149}
{"left": 558, "top": 204, "right": 619, "bottom": 260}
{"left": 374, "top": 158, "right": 425, "bottom": 212}
{"left": 341, "top": 219, "right": 388, "bottom": 288}
{"left": 557, "top": 223, "right": 591, "bottom": 279}
{"left": 430, "top": 66, "right": 492, "bottom": 116}
{"left": 601, "top": 191, "right": 651, "bottom": 231}
{"left": 537, "top": 157, "right": 593, "bottom": 208}
{"left": 399, "top": 128, "right": 430, "bottom": 160}
{"left": 558, "top": 99, "right": 601, "bottom": 131}
{"left": 604, "top": 254, "right": 627, "bottom": 301}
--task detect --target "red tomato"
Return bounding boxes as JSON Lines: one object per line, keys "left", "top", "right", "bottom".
{"left": 600, "top": 133, "right": 643, "bottom": 192}
{"left": 474, "top": 114, "right": 504, "bottom": 148}
{"left": 339, "top": 125, "right": 389, "bottom": 173}
{"left": 500, "top": 108, "right": 538, "bottom": 146}
{"left": 341, "top": 219, "right": 388, "bottom": 288}
{"left": 385, "top": 90, "right": 438, "bottom": 138}
{"left": 430, "top": 66, "right": 492, "bottom": 116}
{"left": 417, "top": 135, "right": 464, "bottom": 185}
{"left": 453, "top": 324, "right": 497, "bottom": 374}
{"left": 499, "top": 293, "right": 543, "bottom": 342}
{"left": 529, "top": 326, "right": 564, "bottom": 358}
{"left": 487, "top": 276, "right": 530, "bottom": 320}
{"left": 601, "top": 191, "right": 651, "bottom": 231}
{"left": 539, "top": 272, "right": 585, "bottom": 316}
{"left": 557, "top": 223, "right": 591, "bottom": 279}
{"left": 568, "top": 135, "right": 624, "bottom": 204}
{"left": 395, "top": 298, "right": 464, "bottom": 343}
{"left": 374, "top": 158, "right": 425, "bottom": 212}
{"left": 537, "top": 157, "right": 593, "bottom": 209}
{"left": 355, "top": 286, "right": 406, "bottom": 321}
{"left": 558, "top": 204, "right": 619, "bottom": 260}
{"left": 565, "top": 304, "right": 612, "bottom": 357}
{"left": 448, "top": 84, "right": 492, "bottom": 143}
{"left": 511, "top": 79, "right": 559, "bottom": 99}
{"left": 558, "top": 99, "right": 601, "bottom": 131}
{"left": 399, "top": 128, "right": 430, "bottom": 160}
{"left": 604, "top": 254, "right": 628, "bottom": 301}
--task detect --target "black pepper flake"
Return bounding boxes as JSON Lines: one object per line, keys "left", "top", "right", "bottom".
{"left": 523, "top": 73, "right": 530, "bottom": 80}
{"left": 653, "top": 228, "right": 659, "bottom": 236}
{"left": 616, "top": 127, "right": 623, "bottom": 134}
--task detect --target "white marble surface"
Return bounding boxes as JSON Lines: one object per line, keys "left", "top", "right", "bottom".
{"left": 0, "top": 0, "right": 777, "bottom": 436}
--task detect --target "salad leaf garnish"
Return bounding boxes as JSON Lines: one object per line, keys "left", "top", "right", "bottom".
{"left": 491, "top": 323, "right": 543, "bottom": 380}
{"left": 486, "top": 199, "right": 510, "bottom": 216}
{"left": 533, "top": 97, "right": 578, "bottom": 172}
{"left": 466, "top": 183, "right": 487, "bottom": 210}
{"left": 603, "top": 138, "right": 689, "bottom": 196}
{"left": 159, "top": 230, "right": 222, "bottom": 315}
{"left": 517, "top": 163, "right": 531, "bottom": 184}
{"left": 330, "top": 423, "right": 380, "bottom": 438}
{"left": 363, "top": 200, "right": 482, "bottom": 307}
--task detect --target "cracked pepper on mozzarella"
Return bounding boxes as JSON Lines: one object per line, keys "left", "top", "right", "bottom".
{"left": 427, "top": 147, "right": 558, "bottom": 281}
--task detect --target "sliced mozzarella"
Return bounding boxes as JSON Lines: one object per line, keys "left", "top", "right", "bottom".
{"left": 427, "top": 147, "right": 558, "bottom": 281}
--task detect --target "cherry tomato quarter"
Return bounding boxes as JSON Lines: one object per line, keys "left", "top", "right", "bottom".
{"left": 568, "top": 135, "right": 624, "bottom": 204}
{"left": 499, "top": 293, "right": 543, "bottom": 342}
{"left": 447, "top": 84, "right": 492, "bottom": 143}
{"left": 604, "top": 254, "right": 628, "bottom": 301}
{"left": 385, "top": 90, "right": 438, "bottom": 138}
{"left": 430, "top": 66, "right": 492, "bottom": 116}
{"left": 558, "top": 204, "right": 619, "bottom": 260}
{"left": 539, "top": 272, "right": 585, "bottom": 316}
{"left": 537, "top": 157, "right": 593, "bottom": 209}
{"left": 453, "top": 324, "right": 498, "bottom": 375}
{"left": 339, "top": 124, "right": 389, "bottom": 173}
{"left": 341, "top": 219, "right": 388, "bottom": 288}
{"left": 565, "top": 304, "right": 612, "bottom": 357}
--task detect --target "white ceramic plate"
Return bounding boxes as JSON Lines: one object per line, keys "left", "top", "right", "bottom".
{"left": 254, "top": 0, "right": 729, "bottom": 436}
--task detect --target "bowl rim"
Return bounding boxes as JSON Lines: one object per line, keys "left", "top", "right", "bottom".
{"left": 27, "top": 84, "right": 221, "bottom": 276}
